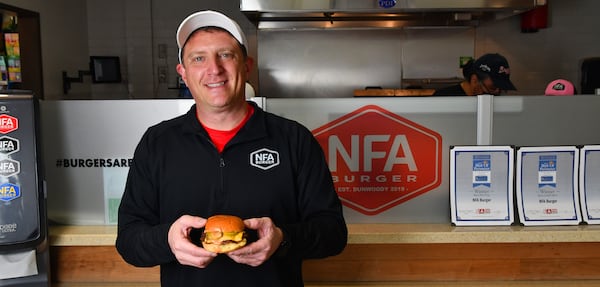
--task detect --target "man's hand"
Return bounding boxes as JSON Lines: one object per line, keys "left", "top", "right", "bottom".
{"left": 227, "top": 217, "right": 283, "bottom": 267}
{"left": 168, "top": 215, "right": 217, "bottom": 268}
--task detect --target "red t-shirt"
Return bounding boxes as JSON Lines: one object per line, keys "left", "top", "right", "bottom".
{"left": 201, "top": 104, "right": 254, "bottom": 153}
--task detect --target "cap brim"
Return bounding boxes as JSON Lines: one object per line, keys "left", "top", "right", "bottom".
{"left": 491, "top": 77, "right": 517, "bottom": 91}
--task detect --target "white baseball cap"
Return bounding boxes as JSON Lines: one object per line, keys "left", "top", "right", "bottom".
{"left": 176, "top": 10, "right": 248, "bottom": 63}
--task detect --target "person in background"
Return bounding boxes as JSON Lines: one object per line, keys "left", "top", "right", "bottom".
{"left": 472, "top": 53, "right": 517, "bottom": 95}
{"left": 116, "top": 10, "right": 347, "bottom": 287}
{"left": 545, "top": 78, "right": 576, "bottom": 96}
{"left": 432, "top": 59, "right": 483, "bottom": 96}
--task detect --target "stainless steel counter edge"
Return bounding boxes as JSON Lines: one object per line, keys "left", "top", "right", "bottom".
{"left": 48, "top": 224, "right": 600, "bottom": 246}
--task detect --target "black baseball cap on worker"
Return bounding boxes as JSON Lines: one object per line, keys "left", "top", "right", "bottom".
{"left": 176, "top": 10, "right": 248, "bottom": 63}
{"left": 474, "top": 53, "right": 517, "bottom": 90}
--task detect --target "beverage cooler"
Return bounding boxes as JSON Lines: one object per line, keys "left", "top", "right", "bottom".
{"left": 0, "top": 92, "right": 48, "bottom": 286}
{"left": 0, "top": 10, "right": 21, "bottom": 89}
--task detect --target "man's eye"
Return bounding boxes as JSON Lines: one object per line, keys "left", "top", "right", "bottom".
{"left": 220, "top": 53, "right": 233, "bottom": 59}
{"left": 192, "top": 56, "right": 204, "bottom": 62}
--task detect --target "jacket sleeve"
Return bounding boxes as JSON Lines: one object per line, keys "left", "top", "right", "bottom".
{"left": 116, "top": 130, "right": 176, "bottom": 267}
{"left": 280, "top": 126, "right": 348, "bottom": 259}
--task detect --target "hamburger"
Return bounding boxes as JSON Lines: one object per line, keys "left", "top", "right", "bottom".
{"left": 201, "top": 215, "right": 247, "bottom": 253}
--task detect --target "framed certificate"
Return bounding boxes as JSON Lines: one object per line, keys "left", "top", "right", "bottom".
{"left": 450, "top": 146, "right": 514, "bottom": 226}
{"left": 516, "top": 146, "right": 581, "bottom": 226}
{"left": 579, "top": 145, "right": 600, "bottom": 224}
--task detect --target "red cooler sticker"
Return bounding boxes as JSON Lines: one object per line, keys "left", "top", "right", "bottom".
{"left": 313, "top": 105, "right": 442, "bottom": 215}
{"left": 0, "top": 114, "right": 18, "bottom": 134}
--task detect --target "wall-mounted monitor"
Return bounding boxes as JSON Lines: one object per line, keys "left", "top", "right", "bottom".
{"left": 90, "top": 56, "right": 121, "bottom": 83}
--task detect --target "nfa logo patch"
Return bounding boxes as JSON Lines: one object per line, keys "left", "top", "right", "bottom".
{"left": 0, "top": 183, "right": 20, "bottom": 202}
{"left": 312, "top": 105, "right": 442, "bottom": 215}
{"left": 250, "top": 148, "right": 280, "bottom": 170}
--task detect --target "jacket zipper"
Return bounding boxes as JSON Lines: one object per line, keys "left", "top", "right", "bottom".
{"left": 217, "top": 156, "right": 226, "bottom": 208}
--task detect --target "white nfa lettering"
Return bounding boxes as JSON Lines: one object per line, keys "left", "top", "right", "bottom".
{"left": 0, "top": 161, "right": 15, "bottom": 171}
{"left": 328, "top": 134, "right": 417, "bottom": 172}
{"left": 0, "top": 118, "right": 14, "bottom": 128}
{"left": 0, "top": 140, "right": 14, "bottom": 151}
{"left": 254, "top": 153, "right": 275, "bottom": 165}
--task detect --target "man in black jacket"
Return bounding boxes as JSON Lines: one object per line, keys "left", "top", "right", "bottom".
{"left": 116, "top": 10, "right": 347, "bottom": 286}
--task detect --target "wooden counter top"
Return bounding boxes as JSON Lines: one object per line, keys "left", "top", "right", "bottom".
{"left": 48, "top": 224, "right": 600, "bottom": 284}
{"left": 353, "top": 89, "right": 436, "bottom": 97}
{"left": 48, "top": 224, "right": 600, "bottom": 246}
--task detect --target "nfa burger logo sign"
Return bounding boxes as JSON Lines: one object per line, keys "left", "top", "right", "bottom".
{"left": 312, "top": 105, "right": 442, "bottom": 215}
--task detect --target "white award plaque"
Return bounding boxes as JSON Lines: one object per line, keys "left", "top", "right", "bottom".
{"left": 516, "top": 146, "right": 581, "bottom": 226}
{"left": 450, "top": 146, "right": 514, "bottom": 226}
{"left": 579, "top": 145, "right": 600, "bottom": 224}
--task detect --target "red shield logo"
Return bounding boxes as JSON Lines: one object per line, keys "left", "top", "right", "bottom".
{"left": 0, "top": 114, "right": 18, "bottom": 134}
{"left": 312, "top": 105, "right": 442, "bottom": 215}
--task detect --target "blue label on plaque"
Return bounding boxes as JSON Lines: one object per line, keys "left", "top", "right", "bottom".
{"left": 538, "top": 155, "right": 557, "bottom": 188}
{"left": 473, "top": 154, "right": 491, "bottom": 187}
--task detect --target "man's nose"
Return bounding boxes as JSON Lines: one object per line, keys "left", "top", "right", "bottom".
{"left": 206, "top": 56, "right": 223, "bottom": 74}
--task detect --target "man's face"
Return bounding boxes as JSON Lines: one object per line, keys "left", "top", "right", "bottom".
{"left": 479, "top": 77, "right": 501, "bottom": 96}
{"left": 177, "top": 29, "right": 252, "bottom": 110}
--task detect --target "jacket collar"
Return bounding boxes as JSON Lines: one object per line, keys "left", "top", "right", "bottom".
{"left": 181, "top": 101, "right": 267, "bottom": 143}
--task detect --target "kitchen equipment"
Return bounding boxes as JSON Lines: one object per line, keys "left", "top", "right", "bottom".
{"left": 581, "top": 57, "right": 600, "bottom": 94}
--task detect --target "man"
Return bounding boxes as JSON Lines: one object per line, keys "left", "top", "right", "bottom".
{"left": 116, "top": 10, "right": 347, "bottom": 286}
{"left": 473, "top": 53, "right": 517, "bottom": 95}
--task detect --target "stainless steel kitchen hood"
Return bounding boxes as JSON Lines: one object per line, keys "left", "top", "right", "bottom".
{"left": 240, "top": 0, "right": 544, "bottom": 29}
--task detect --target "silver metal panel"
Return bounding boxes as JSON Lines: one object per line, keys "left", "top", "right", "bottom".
{"left": 38, "top": 96, "right": 600, "bottom": 225}
{"left": 492, "top": 96, "right": 600, "bottom": 146}
{"left": 40, "top": 99, "right": 263, "bottom": 225}
{"left": 241, "top": 0, "right": 538, "bottom": 28}
{"left": 257, "top": 28, "right": 474, "bottom": 98}
{"left": 477, "top": 94, "right": 494, "bottom": 145}
{"left": 40, "top": 100, "right": 194, "bottom": 224}
{"left": 241, "top": 0, "right": 537, "bottom": 12}
{"left": 266, "top": 97, "right": 479, "bottom": 223}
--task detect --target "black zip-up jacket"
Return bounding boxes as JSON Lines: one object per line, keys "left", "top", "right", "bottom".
{"left": 116, "top": 102, "right": 347, "bottom": 286}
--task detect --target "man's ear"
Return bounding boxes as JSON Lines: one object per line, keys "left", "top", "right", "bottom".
{"left": 176, "top": 63, "right": 186, "bottom": 82}
{"left": 469, "top": 74, "right": 479, "bottom": 86}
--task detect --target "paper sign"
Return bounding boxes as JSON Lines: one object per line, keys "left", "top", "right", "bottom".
{"left": 450, "top": 146, "right": 514, "bottom": 226}
{"left": 579, "top": 145, "right": 600, "bottom": 224}
{"left": 516, "top": 146, "right": 581, "bottom": 226}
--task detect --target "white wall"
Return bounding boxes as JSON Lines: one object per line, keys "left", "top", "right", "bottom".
{"left": 2, "top": 0, "right": 89, "bottom": 99}
{"left": 5, "top": 0, "right": 600, "bottom": 99}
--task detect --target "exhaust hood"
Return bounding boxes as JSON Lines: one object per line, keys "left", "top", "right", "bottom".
{"left": 241, "top": 0, "right": 543, "bottom": 29}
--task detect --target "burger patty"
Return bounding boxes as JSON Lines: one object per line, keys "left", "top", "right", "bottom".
{"left": 200, "top": 231, "right": 246, "bottom": 244}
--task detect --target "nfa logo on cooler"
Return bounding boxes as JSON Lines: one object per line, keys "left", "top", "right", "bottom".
{"left": 0, "top": 158, "right": 20, "bottom": 177}
{"left": 0, "top": 136, "right": 19, "bottom": 155}
{"left": 0, "top": 114, "right": 18, "bottom": 134}
{"left": 0, "top": 183, "right": 20, "bottom": 202}
{"left": 250, "top": 148, "right": 280, "bottom": 170}
{"left": 312, "top": 105, "right": 442, "bottom": 215}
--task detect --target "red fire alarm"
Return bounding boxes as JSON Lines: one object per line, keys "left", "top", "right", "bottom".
{"left": 521, "top": 1, "right": 549, "bottom": 33}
